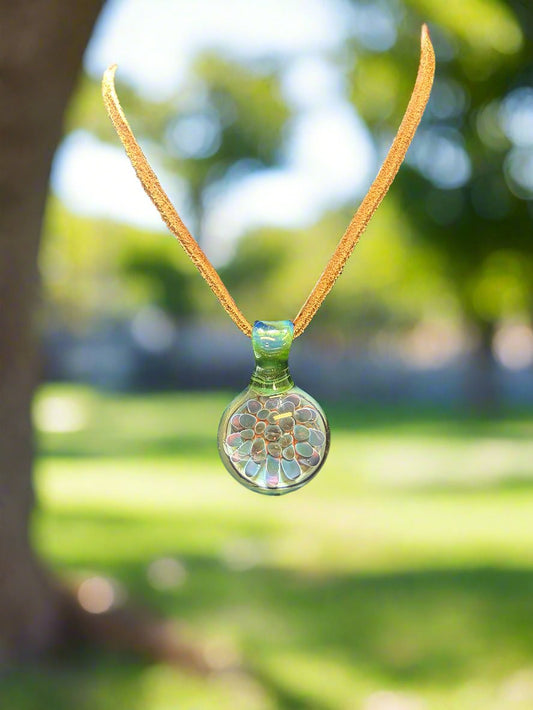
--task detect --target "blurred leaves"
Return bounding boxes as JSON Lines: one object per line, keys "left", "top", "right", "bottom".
{"left": 193, "top": 53, "right": 289, "bottom": 168}
{"left": 46, "top": 0, "right": 533, "bottom": 349}
{"left": 220, "top": 199, "right": 458, "bottom": 332}
{"left": 41, "top": 199, "right": 199, "bottom": 327}
{"left": 410, "top": 0, "right": 523, "bottom": 63}
{"left": 66, "top": 53, "right": 290, "bottom": 217}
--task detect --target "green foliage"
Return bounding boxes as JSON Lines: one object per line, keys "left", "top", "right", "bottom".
{"left": 65, "top": 74, "right": 176, "bottom": 145}
{"left": 123, "top": 254, "right": 196, "bottom": 319}
{"left": 410, "top": 0, "right": 523, "bottom": 65}
{"left": 192, "top": 53, "right": 290, "bottom": 168}
{"left": 67, "top": 53, "right": 290, "bottom": 214}
{"left": 468, "top": 249, "right": 533, "bottom": 322}
{"left": 347, "top": 0, "right": 533, "bottom": 329}
{"left": 48, "top": 0, "right": 533, "bottom": 338}
{"left": 219, "top": 199, "right": 458, "bottom": 332}
{"left": 41, "top": 199, "right": 199, "bottom": 326}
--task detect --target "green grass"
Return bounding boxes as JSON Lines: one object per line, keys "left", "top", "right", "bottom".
{"left": 3, "top": 385, "right": 533, "bottom": 709}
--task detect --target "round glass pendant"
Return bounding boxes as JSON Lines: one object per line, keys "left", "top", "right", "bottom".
{"left": 218, "top": 320, "right": 330, "bottom": 495}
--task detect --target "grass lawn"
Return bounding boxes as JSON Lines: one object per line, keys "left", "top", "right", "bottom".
{"left": 2, "top": 384, "right": 533, "bottom": 709}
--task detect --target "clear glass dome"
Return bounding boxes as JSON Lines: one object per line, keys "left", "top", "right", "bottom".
{"left": 218, "top": 321, "right": 330, "bottom": 495}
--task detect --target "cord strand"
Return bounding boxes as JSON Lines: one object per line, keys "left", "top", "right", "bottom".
{"left": 102, "top": 65, "right": 252, "bottom": 337}
{"left": 293, "top": 24, "right": 435, "bottom": 336}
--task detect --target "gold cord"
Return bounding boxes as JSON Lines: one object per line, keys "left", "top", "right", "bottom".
{"left": 102, "top": 25, "right": 435, "bottom": 339}
{"left": 102, "top": 65, "right": 252, "bottom": 337}
{"left": 293, "top": 24, "right": 435, "bottom": 336}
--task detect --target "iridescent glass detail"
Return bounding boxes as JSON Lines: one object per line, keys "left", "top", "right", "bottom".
{"left": 218, "top": 320, "right": 329, "bottom": 495}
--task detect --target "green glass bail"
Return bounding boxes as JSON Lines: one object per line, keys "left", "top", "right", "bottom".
{"left": 250, "top": 320, "right": 294, "bottom": 394}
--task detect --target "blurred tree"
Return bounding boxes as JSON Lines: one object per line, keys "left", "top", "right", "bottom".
{"left": 42, "top": 199, "right": 199, "bottom": 327}
{"left": 1, "top": 7, "right": 291, "bottom": 664}
{"left": 55, "top": 52, "right": 293, "bottom": 331}
{"left": 60, "top": 2, "right": 533, "bottom": 411}
{"left": 66, "top": 53, "right": 290, "bottom": 239}
{"left": 220, "top": 198, "right": 458, "bottom": 342}
{"left": 0, "top": 0, "right": 105, "bottom": 660}
{"left": 346, "top": 0, "right": 533, "bottom": 406}
{"left": 38, "top": 51, "right": 294, "bottom": 338}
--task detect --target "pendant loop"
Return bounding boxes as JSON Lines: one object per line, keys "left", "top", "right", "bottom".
{"left": 250, "top": 320, "right": 294, "bottom": 393}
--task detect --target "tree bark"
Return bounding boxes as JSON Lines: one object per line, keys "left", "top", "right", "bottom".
{"left": 465, "top": 319, "right": 500, "bottom": 414}
{"left": 0, "top": 0, "right": 105, "bottom": 661}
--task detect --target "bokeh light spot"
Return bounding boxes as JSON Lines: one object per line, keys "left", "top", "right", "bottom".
{"left": 493, "top": 322, "right": 533, "bottom": 371}
{"left": 34, "top": 394, "right": 87, "bottom": 433}
{"left": 147, "top": 557, "right": 187, "bottom": 590}
{"left": 77, "top": 576, "right": 117, "bottom": 614}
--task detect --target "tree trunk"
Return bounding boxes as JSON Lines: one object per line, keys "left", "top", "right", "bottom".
{"left": 0, "top": 0, "right": 105, "bottom": 661}
{"left": 465, "top": 319, "right": 500, "bottom": 414}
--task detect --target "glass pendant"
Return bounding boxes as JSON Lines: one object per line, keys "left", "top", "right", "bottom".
{"left": 218, "top": 320, "right": 330, "bottom": 495}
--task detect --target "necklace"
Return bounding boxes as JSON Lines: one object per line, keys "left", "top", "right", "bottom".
{"left": 102, "top": 25, "right": 435, "bottom": 495}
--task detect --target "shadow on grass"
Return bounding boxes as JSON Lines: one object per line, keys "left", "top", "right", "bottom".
{"left": 328, "top": 403, "right": 533, "bottom": 440}
{"left": 37, "top": 398, "right": 533, "bottom": 462}
{"left": 405, "top": 475, "right": 533, "bottom": 496}
{"left": 7, "top": 507, "right": 533, "bottom": 710}
{"left": 38, "top": 432, "right": 218, "bottom": 461}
